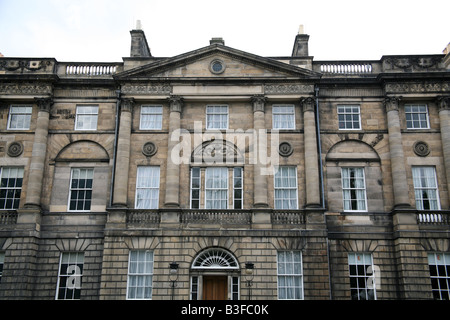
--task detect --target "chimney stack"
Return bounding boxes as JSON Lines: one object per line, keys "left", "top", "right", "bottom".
{"left": 210, "top": 37, "right": 225, "bottom": 46}
{"left": 291, "top": 24, "right": 309, "bottom": 57}
{"left": 130, "top": 21, "right": 152, "bottom": 58}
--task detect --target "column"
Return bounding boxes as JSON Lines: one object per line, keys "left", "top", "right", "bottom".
{"left": 164, "top": 96, "right": 183, "bottom": 208}
{"left": 301, "top": 97, "right": 321, "bottom": 207}
{"left": 438, "top": 96, "right": 450, "bottom": 206}
{"left": 112, "top": 98, "right": 134, "bottom": 207}
{"left": 252, "top": 95, "right": 269, "bottom": 208}
{"left": 24, "top": 97, "right": 52, "bottom": 208}
{"left": 385, "top": 97, "right": 411, "bottom": 208}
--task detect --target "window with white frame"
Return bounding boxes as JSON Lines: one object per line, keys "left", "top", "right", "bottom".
{"left": 0, "top": 167, "right": 24, "bottom": 210}
{"left": 68, "top": 168, "right": 93, "bottom": 211}
{"left": 205, "top": 167, "right": 228, "bottom": 209}
{"left": 56, "top": 252, "right": 84, "bottom": 300}
{"left": 405, "top": 104, "right": 429, "bottom": 129}
{"left": 338, "top": 105, "right": 361, "bottom": 130}
{"left": 190, "top": 167, "right": 243, "bottom": 209}
{"left": 75, "top": 106, "right": 98, "bottom": 130}
{"left": 140, "top": 105, "right": 163, "bottom": 130}
{"left": 0, "top": 252, "right": 4, "bottom": 284}
{"left": 7, "top": 106, "right": 32, "bottom": 130}
{"left": 135, "top": 166, "right": 160, "bottom": 209}
{"left": 428, "top": 252, "right": 450, "bottom": 300}
{"left": 348, "top": 253, "right": 376, "bottom": 300}
{"left": 341, "top": 167, "right": 367, "bottom": 211}
{"left": 127, "top": 250, "right": 154, "bottom": 300}
{"left": 412, "top": 166, "right": 440, "bottom": 210}
{"left": 206, "top": 105, "right": 228, "bottom": 130}
{"left": 274, "top": 166, "right": 298, "bottom": 209}
{"left": 277, "top": 251, "right": 303, "bottom": 300}
{"left": 273, "top": 105, "right": 295, "bottom": 129}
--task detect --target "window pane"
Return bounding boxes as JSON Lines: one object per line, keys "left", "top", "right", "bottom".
{"left": 274, "top": 167, "right": 298, "bottom": 209}
{"left": 127, "top": 250, "right": 154, "bottom": 300}
{"left": 135, "top": 167, "right": 160, "bottom": 209}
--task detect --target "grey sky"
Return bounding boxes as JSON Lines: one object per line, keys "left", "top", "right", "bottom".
{"left": 0, "top": 0, "right": 448, "bottom": 62}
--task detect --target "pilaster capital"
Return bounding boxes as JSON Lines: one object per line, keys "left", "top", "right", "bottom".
{"left": 168, "top": 95, "right": 183, "bottom": 113}
{"left": 384, "top": 96, "right": 402, "bottom": 112}
{"left": 34, "top": 97, "right": 53, "bottom": 112}
{"left": 437, "top": 96, "right": 450, "bottom": 111}
{"left": 120, "top": 98, "right": 135, "bottom": 113}
{"left": 252, "top": 94, "right": 266, "bottom": 113}
{"left": 300, "top": 96, "right": 315, "bottom": 113}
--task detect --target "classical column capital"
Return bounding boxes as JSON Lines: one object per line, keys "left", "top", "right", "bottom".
{"left": 252, "top": 94, "right": 266, "bottom": 113}
{"left": 300, "top": 96, "right": 315, "bottom": 113}
{"left": 34, "top": 97, "right": 53, "bottom": 112}
{"left": 437, "top": 96, "right": 450, "bottom": 111}
{"left": 168, "top": 95, "right": 184, "bottom": 113}
{"left": 120, "top": 98, "right": 135, "bottom": 113}
{"left": 384, "top": 96, "right": 402, "bottom": 112}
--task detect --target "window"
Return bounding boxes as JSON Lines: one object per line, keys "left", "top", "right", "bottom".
{"left": 412, "top": 167, "right": 440, "bottom": 210}
{"left": 341, "top": 167, "right": 367, "bottom": 211}
{"left": 68, "top": 168, "right": 93, "bottom": 211}
{"left": 348, "top": 253, "right": 376, "bottom": 300}
{"left": 205, "top": 167, "right": 228, "bottom": 209}
{"left": 0, "top": 252, "right": 4, "bottom": 284}
{"left": 233, "top": 168, "right": 243, "bottom": 209}
{"left": 338, "top": 105, "right": 361, "bottom": 130}
{"left": 428, "top": 253, "right": 450, "bottom": 300}
{"left": 190, "top": 167, "right": 201, "bottom": 209}
{"left": 274, "top": 166, "right": 298, "bottom": 209}
{"left": 206, "top": 105, "right": 228, "bottom": 130}
{"left": 140, "top": 105, "right": 163, "bottom": 130}
{"left": 0, "top": 167, "right": 24, "bottom": 210}
{"left": 405, "top": 104, "right": 429, "bottom": 129}
{"left": 277, "top": 251, "right": 303, "bottom": 300}
{"left": 273, "top": 105, "right": 295, "bottom": 129}
{"left": 135, "top": 166, "right": 160, "bottom": 209}
{"left": 56, "top": 252, "right": 84, "bottom": 300}
{"left": 75, "top": 106, "right": 98, "bottom": 130}
{"left": 127, "top": 250, "right": 154, "bottom": 300}
{"left": 8, "top": 106, "right": 32, "bottom": 130}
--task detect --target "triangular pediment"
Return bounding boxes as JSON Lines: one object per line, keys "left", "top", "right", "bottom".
{"left": 115, "top": 44, "right": 321, "bottom": 80}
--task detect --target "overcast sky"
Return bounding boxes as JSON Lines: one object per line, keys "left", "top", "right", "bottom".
{"left": 0, "top": 0, "right": 449, "bottom": 62}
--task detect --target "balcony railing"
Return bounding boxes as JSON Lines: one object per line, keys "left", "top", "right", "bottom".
{"left": 272, "top": 210, "right": 306, "bottom": 225}
{"left": 126, "top": 210, "right": 160, "bottom": 226}
{"left": 180, "top": 210, "right": 252, "bottom": 225}
{"left": 0, "top": 211, "right": 17, "bottom": 225}
{"left": 417, "top": 211, "right": 450, "bottom": 225}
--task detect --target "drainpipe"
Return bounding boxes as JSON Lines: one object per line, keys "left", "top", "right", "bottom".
{"left": 315, "top": 85, "right": 332, "bottom": 299}
{"left": 110, "top": 88, "right": 121, "bottom": 207}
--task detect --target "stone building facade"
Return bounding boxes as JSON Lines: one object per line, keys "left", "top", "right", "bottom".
{"left": 0, "top": 27, "right": 449, "bottom": 300}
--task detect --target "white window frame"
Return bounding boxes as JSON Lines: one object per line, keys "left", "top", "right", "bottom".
{"left": 274, "top": 166, "right": 298, "bottom": 210}
{"left": 205, "top": 167, "right": 228, "bottom": 209}
{"left": 0, "top": 167, "right": 24, "bottom": 210}
{"left": 68, "top": 168, "right": 94, "bottom": 212}
{"left": 348, "top": 253, "right": 377, "bottom": 300}
{"left": 405, "top": 104, "right": 430, "bottom": 129}
{"left": 75, "top": 105, "right": 98, "bottom": 131}
{"left": 135, "top": 166, "right": 160, "bottom": 209}
{"left": 412, "top": 166, "right": 441, "bottom": 210}
{"left": 233, "top": 167, "right": 243, "bottom": 209}
{"left": 272, "top": 104, "right": 295, "bottom": 130}
{"left": 206, "top": 105, "right": 228, "bottom": 130}
{"left": 56, "top": 252, "right": 84, "bottom": 300}
{"left": 190, "top": 167, "right": 201, "bottom": 209}
{"left": 277, "top": 251, "right": 303, "bottom": 300}
{"left": 140, "top": 105, "right": 163, "bottom": 130}
{"left": 7, "top": 105, "right": 32, "bottom": 130}
{"left": 341, "top": 167, "right": 368, "bottom": 212}
{"left": 428, "top": 252, "right": 450, "bottom": 300}
{"left": 127, "top": 250, "right": 154, "bottom": 300}
{"left": 337, "top": 105, "right": 361, "bottom": 130}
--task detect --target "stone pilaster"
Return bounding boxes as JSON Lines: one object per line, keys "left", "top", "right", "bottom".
{"left": 301, "top": 97, "right": 321, "bottom": 208}
{"left": 438, "top": 96, "right": 450, "bottom": 207}
{"left": 385, "top": 97, "right": 411, "bottom": 208}
{"left": 112, "top": 98, "right": 134, "bottom": 207}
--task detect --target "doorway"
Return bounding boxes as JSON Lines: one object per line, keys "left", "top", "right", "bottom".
{"left": 202, "top": 276, "right": 228, "bottom": 300}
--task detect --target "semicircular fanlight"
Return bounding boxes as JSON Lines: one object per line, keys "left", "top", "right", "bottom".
{"left": 192, "top": 248, "right": 239, "bottom": 269}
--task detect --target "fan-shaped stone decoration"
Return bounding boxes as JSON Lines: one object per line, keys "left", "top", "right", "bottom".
{"left": 192, "top": 248, "right": 239, "bottom": 269}
{"left": 7, "top": 141, "right": 24, "bottom": 157}
{"left": 142, "top": 142, "right": 157, "bottom": 157}
{"left": 413, "top": 141, "right": 430, "bottom": 157}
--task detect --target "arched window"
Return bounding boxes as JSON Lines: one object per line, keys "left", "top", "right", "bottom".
{"left": 192, "top": 248, "right": 239, "bottom": 269}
